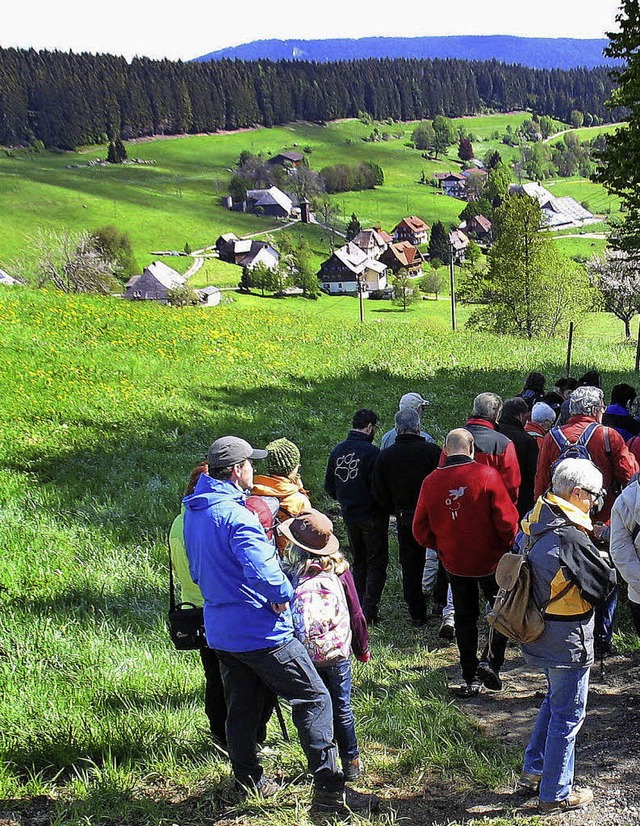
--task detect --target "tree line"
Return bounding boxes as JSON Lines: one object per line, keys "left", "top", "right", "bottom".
{"left": 0, "top": 47, "right": 625, "bottom": 149}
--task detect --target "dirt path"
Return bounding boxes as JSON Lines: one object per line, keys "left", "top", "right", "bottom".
{"left": 393, "top": 646, "right": 640, "bottom": 825}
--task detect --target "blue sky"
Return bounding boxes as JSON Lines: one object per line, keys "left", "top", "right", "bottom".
{"left": 2, "top": 0, "right": 621, "bottom": 61}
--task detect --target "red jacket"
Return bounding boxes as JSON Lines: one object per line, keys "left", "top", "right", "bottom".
{"left": 524, "top": 421, "right": 546, "bottom": 440}
{"left": 463, "top": 418, "right": 521, "bottom": 505}
{"left": 534, "top": 414, "right": 639, "bottom": 521}
{"left": 412, "top": 456, "right": 519, "bottom": 577}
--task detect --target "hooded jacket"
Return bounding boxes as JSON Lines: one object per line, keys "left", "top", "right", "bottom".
{"left": 324, "top": 430, "right": 381, "bottom": 523}
{"left": 183, "top": 474, "right": 294, "bottom": 652}
{"left": 517, "top": 494, "right": 616, "bottom": 669}
{"left": 610, "top": 475, "right": 640, "bottom": 605}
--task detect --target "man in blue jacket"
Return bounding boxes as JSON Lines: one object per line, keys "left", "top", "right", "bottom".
{"left": 183, "top": 436, "right": 374, "bottom": 813}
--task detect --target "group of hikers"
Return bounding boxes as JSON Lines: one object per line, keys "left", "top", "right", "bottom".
{"left": 169, "top": 369, "right": 640, "bottom": 815}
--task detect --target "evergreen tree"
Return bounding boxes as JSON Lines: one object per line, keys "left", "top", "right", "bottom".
{"left": 346, "top": 213, "right": 362, "bottom": 241}
{"left": 458, "top": 136, "right": 474, "bottom": 161}
{"left": 428, "top": 221, "right": 451, "bottom": 264}
{"left": 594, "top": 0, "right": 640, "bottom": 253}
{"left": 432, "top": 115, "right": 456, "bottom": 158}
{"left": 465, "top": 193, "right": 590, "bottom": 337}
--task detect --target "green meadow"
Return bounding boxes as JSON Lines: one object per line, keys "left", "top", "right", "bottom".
{"left": 0, "top": 280, "right": 638, "bottom": 825}
{"left": 0, "top": 114, "right": 617, "bottom": 280}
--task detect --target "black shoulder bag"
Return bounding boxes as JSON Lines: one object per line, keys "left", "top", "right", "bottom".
{"left": 167, "top": 537, "right": 206, "bottom": 651}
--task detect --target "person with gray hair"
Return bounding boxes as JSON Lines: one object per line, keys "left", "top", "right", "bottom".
{"left": 516, "top": 458, "right": 615, "bottom": 813}
{"left": 535, "top": 386, "right": 637, "bottom": 523}
{"left": 380, "top": 391, "right": 435, "bottom": 449}
{"left": 372, "top": 408, "right": 442, "bottom": 626}
{"left": 462, "top": 393, "right": 521, "bottom": 504}
{"left": 525, "top": 402, "right": 556, "bottom": 441}
{"left": 534, "top": 386, "right": 638, "bottom": 659}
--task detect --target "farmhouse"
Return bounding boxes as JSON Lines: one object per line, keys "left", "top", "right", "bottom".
{"left": 268, "top": 151, "right": 305, "bottom": 170}
{"left": 460, "top": 214, "right": 493, "bottom": 243}
{"left": 124, "top": 261, "right": 184, "bottom": 302}
{"left": 509, "top": 182, "right": 597, "bottom": 229}
{"left": 379, "top": 241, "right": 425, "bottom": 277}
{"left": 244, "top": 186, "right": 293, "bottom": 218}
{"left": 0, "top": 269, "right": 20, "bottom": 285}
{"left": 318, "top": 242, "right": 388, "bottom": 295}
{"left": 434, "top": 172, "right": 466, "bottom": 199}
{"left": 217, "top": 235, "right": 280, "bottom": 270}
{"left": 449, "top": 229, "right": 470, "bottom": 263}
{"left": 393, "top": 216, "right": 430, "bottom": 245}
{"left": 352, "top": 227, "right": 389, "bottom": 258}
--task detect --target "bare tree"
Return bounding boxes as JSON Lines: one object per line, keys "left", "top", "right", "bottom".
{"left": 587, "top": 248, "right": 640, "bottom": 338}
{"left": 21, "top": 230, "right": 119, "bottom": 294}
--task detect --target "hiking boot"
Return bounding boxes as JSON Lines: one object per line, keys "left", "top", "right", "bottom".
{"left": 538, "top": 786, "right": 593, "bottom": 813}
{"left": 236, "top": 775, "right": 280, "bottom": 798}
{"left": 459, "top": 678, "right": 483, "bottom": 698}
{"left": 438, "top": 615, "right": 456, "bottom": 641}
{"left": 518, "top": 770, "right": 541, "bottom": 794}
{"left": 477, "top": 660, "right": 503, "bottom": 691}
{"left": 311, "top": 785, "right": 380, "bottom": 814}
{"left": 342, "top": 756, "right": 364, "bottom": 782}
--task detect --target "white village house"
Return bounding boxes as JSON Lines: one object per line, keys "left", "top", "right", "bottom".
{"left": 318, "top": 241, "right": 388, "bottom": 295}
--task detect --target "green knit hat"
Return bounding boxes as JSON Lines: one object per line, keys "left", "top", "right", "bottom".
{"left": 266, "top": 438, "right": 301, "bottom": 477}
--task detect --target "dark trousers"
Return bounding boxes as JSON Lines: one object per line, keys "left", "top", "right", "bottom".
{"left": 434, "top": 561, "right": 450, "bottom": 609}
{"left": 447, "top": 571, "right": 508, "bottom": 683}
{"left": 594, "top": 587, "right": 618, "bottom": 652}
{"left": 216, "top": 638, "right": 342, "bottom": 790}
{"left": 630, "top": 599, "right": 640, "bottom": 637}
{"left": 318, "top": 658, "right": 359, "bottom": 762}
{"left": 346, "top": 515, "right": 389, "bottom": 621}
{"left": 396, "top": 510, "right": 427, "bottom": 622}
{"left": 199, "top": 646, "right": 275, "bottom": 746}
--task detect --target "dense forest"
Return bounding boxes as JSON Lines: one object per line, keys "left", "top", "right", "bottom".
{"left": 0, "top": 47, "right": 623, "bottom": 149}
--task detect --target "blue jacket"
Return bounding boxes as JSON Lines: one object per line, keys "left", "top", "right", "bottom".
{"left": 183, "top": 474, "right": 294, "bottom": 652}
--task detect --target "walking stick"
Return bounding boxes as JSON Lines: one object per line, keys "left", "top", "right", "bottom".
{"left": 274, "top": 698, "right": 290, "bottom": 742}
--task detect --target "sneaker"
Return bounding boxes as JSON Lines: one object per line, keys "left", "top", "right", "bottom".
{"left": 518, "top": 770, "right": 541, "bottom": 794}
{"left": 477, "top": 660, "right": 503, "bottom": 691}
{"left": 438, "top": 615, "right": 456, "bottom": 641}
{"left": 538, "top": 786, "right": 593, "bottom": 813}
{"left": 459, "top": 678, "right": 483, "bottom": 697}
{"left": 342, "top": 756, "right": 364, "bottom": 781}
{"left": 311, "top": 785, "right": 380, "bottom": 814}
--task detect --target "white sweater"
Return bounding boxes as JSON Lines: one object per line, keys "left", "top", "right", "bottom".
{"left": 610, "top": 477, "right": 640, "bottom": 604}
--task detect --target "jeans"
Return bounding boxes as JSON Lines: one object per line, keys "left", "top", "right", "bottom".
{"left": 216, "top": 637, "right": 342, "bottom": 790}
{"left": 318, "top": 658, "right": 359, "bottom": 762}
{"left": 200, "top": 646, "right": 274, "bottom": 745}
{"left": 447, "top": 571, "right": 507, "bottom": 682}
{"left": 523, "top": 665, "right": 590, "bottom": 803}
{"left": 396, "top": 510, "right": 427, "bottom": 622}
{"left": 346, "top": 515, "right": 389, "bottom": 621}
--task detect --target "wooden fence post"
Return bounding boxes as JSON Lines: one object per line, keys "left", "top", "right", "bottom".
{"left": 566, "top": 322, "right": 574, "bottom": 376}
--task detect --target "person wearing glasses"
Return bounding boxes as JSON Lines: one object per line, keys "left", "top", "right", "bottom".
{"left": 517, "top": 458, "right": 616, "bottom": 814}
{"left": 534, "top": 385, "right": 638, "bottom": 656}
{"left": 324, "top": 409, "right": 388, "bottom": 624}
{"left": 183, "top": 436, "right": 376, "bottom": 814}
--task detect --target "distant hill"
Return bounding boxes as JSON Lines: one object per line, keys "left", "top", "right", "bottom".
{"left": 193, "top": 35, "right": 611, "bottom": 71}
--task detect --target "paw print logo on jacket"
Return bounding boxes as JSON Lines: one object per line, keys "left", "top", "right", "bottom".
{"left": 335, "top": 452, "right": 360, "bottom": 483}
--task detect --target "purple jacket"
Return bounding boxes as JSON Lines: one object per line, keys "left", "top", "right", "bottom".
{"left": 339, "top": 568, "right": 369, "bottom": 657}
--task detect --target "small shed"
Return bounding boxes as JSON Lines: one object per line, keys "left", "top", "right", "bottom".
{"left": 123, "top": 261, "right": 184, "bottom": 302}
{"left": 197, "top": 286, "right": 222, "bottom": 307}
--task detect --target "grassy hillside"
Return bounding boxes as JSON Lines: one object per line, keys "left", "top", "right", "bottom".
{"left": 1, "top": 283, "right": 638, "bottom": 824}
{"left": 0, "top": 115, "right": 616, "bottom": 281}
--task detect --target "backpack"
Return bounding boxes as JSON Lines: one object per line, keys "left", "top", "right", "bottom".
{"left": 487, "top": 536, "right": 573, "bottom": 644}
{"left": 291, "top": 569, "right": 352, "bottom": 666}
{"left": 245, "top": 494, "right": 280, "bottom": 542}
{"left": 549, "top": 421, "right": 610, "bottom": 469}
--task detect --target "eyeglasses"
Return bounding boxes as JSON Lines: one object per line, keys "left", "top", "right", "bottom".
{"left": 580, "top": 487, "right": 600, "bottom": 501}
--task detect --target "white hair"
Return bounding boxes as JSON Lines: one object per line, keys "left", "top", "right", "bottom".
{"left": 569, "top": 386, "right": 604, "bottom": 417}
{"left": 551, "top": 458, "right": 603, "bottom": 499}
{"left": 531, "top": 402, "right": 556, "bottom": 425}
